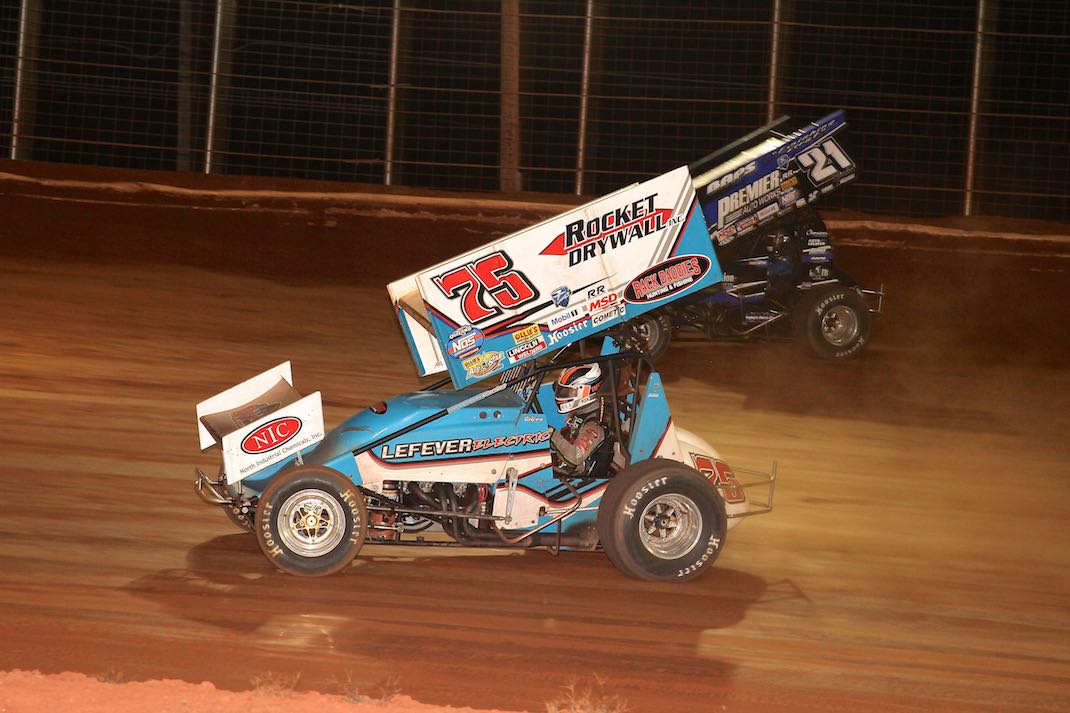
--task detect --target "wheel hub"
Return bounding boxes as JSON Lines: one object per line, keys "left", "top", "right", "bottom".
{"left": 821, "top": 305, "right": 860, "bottom": 346}
{"left": 276, "top": 488, "right": 346, "bottom": 557}
{"left": 639, "top": 494, "right": 703, "bottom": 560}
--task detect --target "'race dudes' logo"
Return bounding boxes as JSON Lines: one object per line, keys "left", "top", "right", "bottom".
{"left": 540, "top": 193, "right": 673, "bottom": 267}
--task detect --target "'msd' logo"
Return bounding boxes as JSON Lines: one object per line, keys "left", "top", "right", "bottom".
{"left": 242, "top": 417, "right": 302, "bottom": 454}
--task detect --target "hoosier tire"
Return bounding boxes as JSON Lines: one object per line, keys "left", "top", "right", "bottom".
{"left": 221, "top": 502, "right": 253, "bottom": 532}
{"left": 254, "top": 465, "right": 368, "bottom": 577}
{"left": 633, "top": 313, "right": 673, "bottom": 361}
{"left": 793, "top": 285, "right": 871, "bottom": 359}
{"left": 597, "top": 458, "right": 727, "bottom": 582}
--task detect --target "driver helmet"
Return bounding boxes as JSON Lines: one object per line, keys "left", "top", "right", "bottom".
{"left": 554, "top": 364, "right": 604, "bottom": 414}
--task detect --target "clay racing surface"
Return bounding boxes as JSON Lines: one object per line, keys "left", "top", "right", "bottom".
{"left": 1, "top": 163, "right": 1068, "bottom": 712}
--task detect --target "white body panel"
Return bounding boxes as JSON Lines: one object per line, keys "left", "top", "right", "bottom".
{"left": 195, "top": 361, "right": 325, "bottom": 484}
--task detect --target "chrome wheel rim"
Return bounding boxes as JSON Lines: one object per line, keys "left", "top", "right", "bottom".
{"left": 276, "top": 489, "right": 346, "bottom": 557}
{"left": 639, "top": 493, "right": 703, "bottom": 559}
{"left": 821, "top": 305, "right": 859, "bottom": 346}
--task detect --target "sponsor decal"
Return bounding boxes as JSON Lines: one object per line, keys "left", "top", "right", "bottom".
{"left": 380, "top": 430, "right": 551, "bottom": 460}
{"left": 512, "top": 324, "right": 541, "bottom": 344}
{"left": 548, "top": 307, "right": 585, "bottom": 329}
{"left": 703, "top": 161, "right": 758, "bottom": 196}
{"left": 778, "top": 188, "right": 800, "bottom": 208}
{"left": 586, "top": 283, "right": 606, "bottom": 299}
{"left": 624, "top": 255, "right": 711, "bottom": 304}
{"left": 716, "top": 170, "right": 780, "bottom": 228}
{"left": 241, "top": 416, "right": 302, "bottom": 454}
{"left": 591, "top": 303, "right": 625, "bottom": 327}
{"left": 507, "top": 335, "right": 547, "bottom": 364}
{"left": 588, "top": 291, "right": 620, "bottom": 315}
{"left": 446, "top": 324, "right": 484, "bottom": 360}
{"left": 780, "top": 175, "right": 799, "bottom": 189}
{"left": 715, "top": 224, "right": 737, "bottom": 245}
{"left": 551, "top": 285, "right": 571, "bottom": 307}
{"left": 691, "top": 453, "right": 746, "bottom": 503}
{"left": 541, "top": 193, "right": 677, "bottom": 267}
{"left": 809, "top": 266, "right": 831, "bottom": 280}
{"left": 547, "top": 317, "right": 590, "bottom": 346}
{"left": 744, "top": 310, "right": 779, "bottom": 324}
{"left": 772, "top": 115, "right": 839, "bottom": 163}
{"left": 804, "top": 247, "right": 831, "bottom": 264}
{"left": 757, "top": 202, "right": 779, "bottom": 221}
{"left": 462, "top": 351, "right": 504, "bottom": 379}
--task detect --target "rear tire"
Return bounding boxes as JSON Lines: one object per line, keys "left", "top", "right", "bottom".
{"left": 254, "top": 466, "right": 367, "bottom": 576}
{"left": 793, "top": 285, "right": 870, "bottom": 359}
{"left": 222, "top": 502, "right": 253, "bottom": 532}
{"left": 633, "top": 313, "right": 673, "bottom": 360}
{"left": 597, "top": 459, "right": 727, "bottom": 582}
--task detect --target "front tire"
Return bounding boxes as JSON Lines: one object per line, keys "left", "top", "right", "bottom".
{"left": 793, "top": 285, "right": 871, "bottom": 359}
{"left": 597, "top": 459, "right": 727, "bottom": 582}
{"left": 254, "top": 466, "right": 367, "bottom": 576}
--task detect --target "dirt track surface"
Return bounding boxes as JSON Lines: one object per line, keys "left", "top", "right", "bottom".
{"left": 1, "top": 163, "right": 1069, "bottom": 712}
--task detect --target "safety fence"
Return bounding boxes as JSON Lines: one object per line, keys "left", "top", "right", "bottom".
{"left": 1, "top": 1, "right": 1066, "bottom": 221}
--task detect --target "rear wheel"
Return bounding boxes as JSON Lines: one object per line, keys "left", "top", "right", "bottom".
{"left": 633, "top": 313, "right": 672, "bottom": 360}
{"left": 793, "top": 285, "right": 870, "bottom": 359}
{"left": 254, "top": 466, "right": 367, "bottom": 576}
{"left": 597, "top": 459, "right": 727, "bottom": 582}
{"left": 221, "top": 502, "right": 253, "bottom": 532}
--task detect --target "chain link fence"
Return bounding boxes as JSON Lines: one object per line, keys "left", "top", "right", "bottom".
{"left": 1, "top": 0, "right": 1066, "bottom": 221}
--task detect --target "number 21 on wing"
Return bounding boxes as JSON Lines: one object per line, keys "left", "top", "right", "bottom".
{"left": 432, "top": 251, "right": 539, "bottom": 324}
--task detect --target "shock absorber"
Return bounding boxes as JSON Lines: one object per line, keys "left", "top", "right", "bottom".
{"left": 369, "top": 480, "right": 400, "bottom": 541}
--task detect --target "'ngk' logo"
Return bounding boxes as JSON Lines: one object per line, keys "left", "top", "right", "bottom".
{"left": 241, "top": 417, "right": 302, "bottom": 454}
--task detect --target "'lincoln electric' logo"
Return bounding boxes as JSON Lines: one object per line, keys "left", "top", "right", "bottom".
{"left": 241, "top": 417, "right": 302, "bottom": 454}
{"left": 541, "top": 193, "right": 674, "bottom": 266}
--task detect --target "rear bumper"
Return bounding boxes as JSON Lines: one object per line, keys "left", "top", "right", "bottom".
{"left": 194, "top": 467, "right": 231, "bottom": 505}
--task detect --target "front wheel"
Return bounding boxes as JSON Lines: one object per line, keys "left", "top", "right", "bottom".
{"left": 597, "top": 459, "right": 727, "bottom": 582}
{"left": 793, "top": 285, "right": 871, "bottom": 359}
{"left": 254, "top": 466, "right": 368, "bottom": 576}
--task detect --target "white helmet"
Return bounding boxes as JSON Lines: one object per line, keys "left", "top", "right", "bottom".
{"left": 554, "top": 364, "right": 604, "bottom": 414}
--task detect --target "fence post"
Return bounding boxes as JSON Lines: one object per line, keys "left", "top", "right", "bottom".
{"left": 385, "top": 0, "right": 402, "bottom": 186}
{"left": 964, "top": 0, "right": 989, "bottom": 216}
{"left": 204, "top": 0, "right": 236, "bottom": 174}
{"left": 766, "top": 0, "right": 783, "bottom": 124}
{"left": 574, "top": 0, "right": 596, "bottom": 195}
{"left": 10, "top": 0, "right": 41, "bottom": 160}
{"left": 500, "top": 0, "right": 521, "bottom": 193}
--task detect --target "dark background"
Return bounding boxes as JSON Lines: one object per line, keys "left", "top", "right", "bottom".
{"left": 0, "top": 0, "right": 1067, "bottom": 220}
